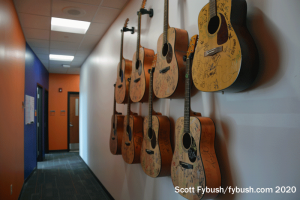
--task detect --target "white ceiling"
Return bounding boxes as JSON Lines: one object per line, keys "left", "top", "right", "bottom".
{"left": 14, "top": 0, "right": 129, "bottom": 74}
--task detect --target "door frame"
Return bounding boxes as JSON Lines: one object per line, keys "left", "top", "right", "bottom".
{"left": 36, "top": 84, "right": 43, "bottom": 161}
{"left": 44, "top": 89, "right": 49, "bottom": 154}
{"left": 67, "top": 92, "right": 79, "bottom": 152}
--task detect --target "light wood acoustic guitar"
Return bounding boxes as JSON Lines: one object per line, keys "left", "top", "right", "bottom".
{"left": 110, "top": 84, "right": 124, "bottom": 155}
{"left": 115, "top": 18, "right": 133, "bottom": 104}
{"left": 192, "top": 0, "right": 259, "bottom": 92}
{"left": 130, "top": 0, "right": 155, "bottom": 103}
{"left": 122, "top": 78, "right": 143, "bottom": 164}
{"left": 140, "top": 55, "right": 173, "bottom": 177}
{"left": 153, "top": 0, "right": 189, "bottom": 99}
{"left": 171, "top": 35, "right": 221, "bottom": 200}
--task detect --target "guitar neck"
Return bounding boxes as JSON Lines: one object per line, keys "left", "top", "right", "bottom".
{"left": 126, "top": 79, "right": 131, "bottom": 125}
{"left": 119, "top": 31, "right": 124, "bottom": 70}
{"left": 184, "top": 57, "right": 191, "bottom": 133}
{"left": 148, "top": 70, "right": 153, "bottom": 129}
{"left": 163, "top": 0, "right": 169, "bottom": 44}
{"left": 136, "top": 12, "right": 141, "bottom": 62}
{"left": 209, "top": 0, "right": 217, "bottom": 18}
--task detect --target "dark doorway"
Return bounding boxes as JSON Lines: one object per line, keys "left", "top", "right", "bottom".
{"left": 37, "top": 86, "right": 43, "bottom": 161}
{"left": 44, "top": 90, "right": 49, "bottom": 154}
{"left": 68, "top": 92, "right": 80, "bottom": 151}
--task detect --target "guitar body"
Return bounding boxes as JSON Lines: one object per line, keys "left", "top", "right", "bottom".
{"left": 141, "top": 115, "right": 172, "bottom": 177}
{"left": 154, "top": 28, "right": 189, "bottom": 98}
{"left": 171, "top": 116, "right": 221, "bottom": 200}
{"left": 122, "top": 115, "right": 143, "bottom": 164}
{"left": 109, "top": 114, "right": 124, "bottom": 155}
{"left": 115, "top": 58, "right": 132, "bottom": 104}
{"left": 130, "top": 47, "right": 154, "bottom": 103}
{"left": 192, "top": 0, "right": 258, "bottom": 92}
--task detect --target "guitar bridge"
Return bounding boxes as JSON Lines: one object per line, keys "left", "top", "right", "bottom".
{"left": 179, "top": 161, "right": 193, "bottom": 169}
{"left": 146, "top": 149, "right": 154, "bottom": 155}
{"left": 204, "top": 46, "right": 223, "bottom": 57}
{"left": 159, "top": 66, "right": 170, "bottom": 74}
{"left": 118, "top": 84, "right": 123, "bottom": 88}
{"left": 111, "top": 137, "right": 115, "bottom": 140}
{"left": 134, "top": 78, "right": 140, "bottom": 83}
{"left": 125, "top": 142, "right": 130, "bottom": 146}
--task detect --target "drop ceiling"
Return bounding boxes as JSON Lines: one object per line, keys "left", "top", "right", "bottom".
{"left": 14, "top": 0, "right": 129, "bottom": 74}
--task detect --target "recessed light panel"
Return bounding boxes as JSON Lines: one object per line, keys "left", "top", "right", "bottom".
{"left": 62, "top": 64, "right": 71, "bottom": 68}
{"left": 50, "top": 54, "right": 74, "bottom": 61}
{"left": 51, "top": 17, "right": 90, "bottom": 34}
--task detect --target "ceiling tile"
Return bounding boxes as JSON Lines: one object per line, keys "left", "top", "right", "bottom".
{"left": 67, "top": 68, "right": 81, "bottom": 74}
{"left": 86, "top": 23, "right": 109, "bottom": 36}
{"left": 101, "top": 0, "right": 128, "bottom": 9}
{"left": 31, "top": 47, "right": 49, "bottom": 54}
{"left": 63, "top": 0, "right": 102, "bottom": 6}
{"left": 18, "top": 13, "right": 50, "bottom": 30}
{"left": 36, "top": 54, "right": 49, "bottom": 60}
{"left": 50, "top": 60, "right": 72, "bottom": 68}
{"left": 50, "top": 31, "right": 85, "bottom": 43}
{"left": 50, "top": 49, "right": 76, "bottom": 56}
{"left": 72, "top": 56, "right": 86, "bottom": 63}
{"left": 40, "top": 60, "right": 49, "bottom": 67}
{"left": 14, "top": 0, "right": 51, "bottom": 16}
{"left": 75, "top": 51, "right": 90, "bottom": 57}
{"left": 50, "top": 41, "right": 80, "bottom": 50}
{"left": 27, "top": 39, "right": 49, "bottom": 48}
{"left": 93, "top": 7, "right": 121, "bottom": 24}
{"left": 70, "top": 63, "right": 82, "bottom": 68}
{"left": 23, "top": 28, "right": 50, "bottom": 40}
{"left": 52, "top": 0, "right": 99, "bottom": 22}
{"left": 48, "top": 68, "right": 68, "bottom": 74}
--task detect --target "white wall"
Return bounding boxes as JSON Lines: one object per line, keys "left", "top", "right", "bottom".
{"left": 79, "top": 0, "right": 300, "bottom": 199}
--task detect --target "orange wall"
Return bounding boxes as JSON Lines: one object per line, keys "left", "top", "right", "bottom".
{"left": 49, "top": 74, "right": 80, "bottom": 150}
{"left": 0, "top": 0, "right": 25, "bottom": 199}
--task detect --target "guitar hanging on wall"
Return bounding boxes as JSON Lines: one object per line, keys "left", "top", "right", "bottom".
{"left": 192, "top": 0, "right": 259, "bottom": 92}
{"left": 140, "top": 55, "right": 173, "bottom": 178}
{"left": 130, "top": 0, "right": 155, "bottom": 103}
{"left": 171, "top": 35, "right": 221, "bottom": 200}
{"left": 122, "top": 78, "right": 143, "bottom": 164}
{"left": 110, "top": 84, "right": 124, "bottom": 155}
{"left": 153, "top": 0, "right": 189, "bottom": 99}
{"left": 115, "top": 18, "right": 133, "bottom": 104}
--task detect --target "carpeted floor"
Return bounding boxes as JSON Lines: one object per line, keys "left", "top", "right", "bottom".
{"left": 19, "top": 152, "right": 113, "bottom": 200}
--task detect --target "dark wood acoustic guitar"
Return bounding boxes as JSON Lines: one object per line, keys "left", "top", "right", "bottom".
{"left": 122, "top": 78, "right": 143, "bottom": 164}
{"left": 130, "top": 0, "right": 155, "bottom": 103}
{"left": 171, "top": 35, "right": 221, "bottom": 200}
{"left": 192, "top": 0, "right": 259, "bottom": 92}
{"left": 140, "top": 55, "right": 173, "bottom": 177}
{"left": 110, "top": 84, "right": 124, "bottom": 155}
{"left": 115, "top": 18, "right": 133, "bottom": 104}
{"left": 153, "top": 0, "right": 189, "bottom": 99}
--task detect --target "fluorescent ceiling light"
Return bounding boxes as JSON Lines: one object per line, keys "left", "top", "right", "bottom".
{"left": 49, "top": 54, "right": 74, "bottom": 61}
{"left": 51, "top": 17, "right": 90, "bottom": 34}
{"left": 62, "top": 64, "right": 71, "bottom": 68}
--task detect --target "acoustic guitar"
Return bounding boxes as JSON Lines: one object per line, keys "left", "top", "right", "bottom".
{"left": 140, "top": 55, "right": 173, "bottom": 178}
{"left": 130, "top": 0, "right": 155, "bottom": 103}
{"left": 171, "top": 35, "right": 221, "bottom": 200}
{"left": 110, "top": 84, "right": 124, "bottom": 155}
{"left": 153, "top": 0, "right": 189, "bottom": 99}
{"left": 192, "top": 0, "right": 259, "bottom": 92}
{"left": 115, "top": 18, "right": 133, "bottom": 104}
{"left": 122, "top": 78, "right": 143, "bottom": 164}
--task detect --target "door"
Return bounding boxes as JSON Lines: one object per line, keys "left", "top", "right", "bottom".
{"left": 37, "top": 86, "right": 43, "bottom": 161}
{"left": 44, "top": 90, "right": 49, "bottom": 154}
{"left": 68, "top": 92, "right": 79, "bottom": 151}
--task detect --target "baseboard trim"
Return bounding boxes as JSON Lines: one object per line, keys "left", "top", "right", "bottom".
{"left": 48, "top": 149, "right": 69, "bottom": 153}
{"left": 18, "top": 167, "right": 37, "bottom": 200}
{"left": 79, "top": 156, "right": 114, "bottom": 200}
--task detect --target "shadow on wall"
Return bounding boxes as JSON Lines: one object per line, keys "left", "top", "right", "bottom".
{"left": 244, "top": 8, "right": 282, "bottom": 92}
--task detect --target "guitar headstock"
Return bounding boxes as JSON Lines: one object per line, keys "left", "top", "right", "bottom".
{"left": 123, "top": 18, "right": 129, "bottom": 28}
{"left": 186, "top": 35, "right": 198, "bottom": 59}
{"left": 148, "top": 54, "right": 157, "bottom": 74}
{"left": 141, "top": 0, "right": 147, "bottom": 9}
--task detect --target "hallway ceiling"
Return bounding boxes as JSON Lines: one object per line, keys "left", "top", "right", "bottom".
{"left": 14, "top": 0, "right": 129, "bottom": 74}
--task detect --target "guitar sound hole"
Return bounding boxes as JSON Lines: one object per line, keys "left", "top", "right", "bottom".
{"left": 162, "top": 43, "right": 168, "bottom": 57}
{"left": 208, "top": 15, "right": 220, "bottom": 34}
{"left": 119, "top": 69, "right": 123, "bottom": 82}
{"left": 162, "top": 43, "right": 173, "bottom": 63}
{"left": 136, "top": 60, "right": 142, "bottom": 76}
{"left": 148, "top": 128, "right": 156, "bottom": 149}
{"left": 182, "top": 132, "right": 191, "bottom": 150}
{"left": 126, "top": 125, "right": 132, "bottom": 141}
{"left": 148, "top": 128, "right": 153, "bottom": 139}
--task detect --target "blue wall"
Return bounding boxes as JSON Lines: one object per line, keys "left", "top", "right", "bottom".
{"left": 24, "top": 44, "right": 49, "bottom": 180}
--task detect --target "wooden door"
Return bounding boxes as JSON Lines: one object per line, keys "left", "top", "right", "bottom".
{"left": 69, "top": 93, "right": 79, "bottom": 151}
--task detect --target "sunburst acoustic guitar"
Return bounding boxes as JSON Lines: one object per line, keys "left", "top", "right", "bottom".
{"left": 153, "top": 0, "right": 189, "bottom": 99}
{"left": 115, "top": 18, "right": 133, "bottom": 104}
{"left": 130, "top": 0, "right": 155, "bottom": 103}
{"left": 122, "top": 78, "right": 143, "bottom": 164}
{"left": 140, "top": 55, "right": 173, "bottom": 178}
{"left": 171, "top": 35, "right": 221, "bottom": 200}
{"left": 110, "top": 84, "right": 124, "bottom": 155}
{"left": 192, "top": 0, "right": 259, "bottom": 92}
